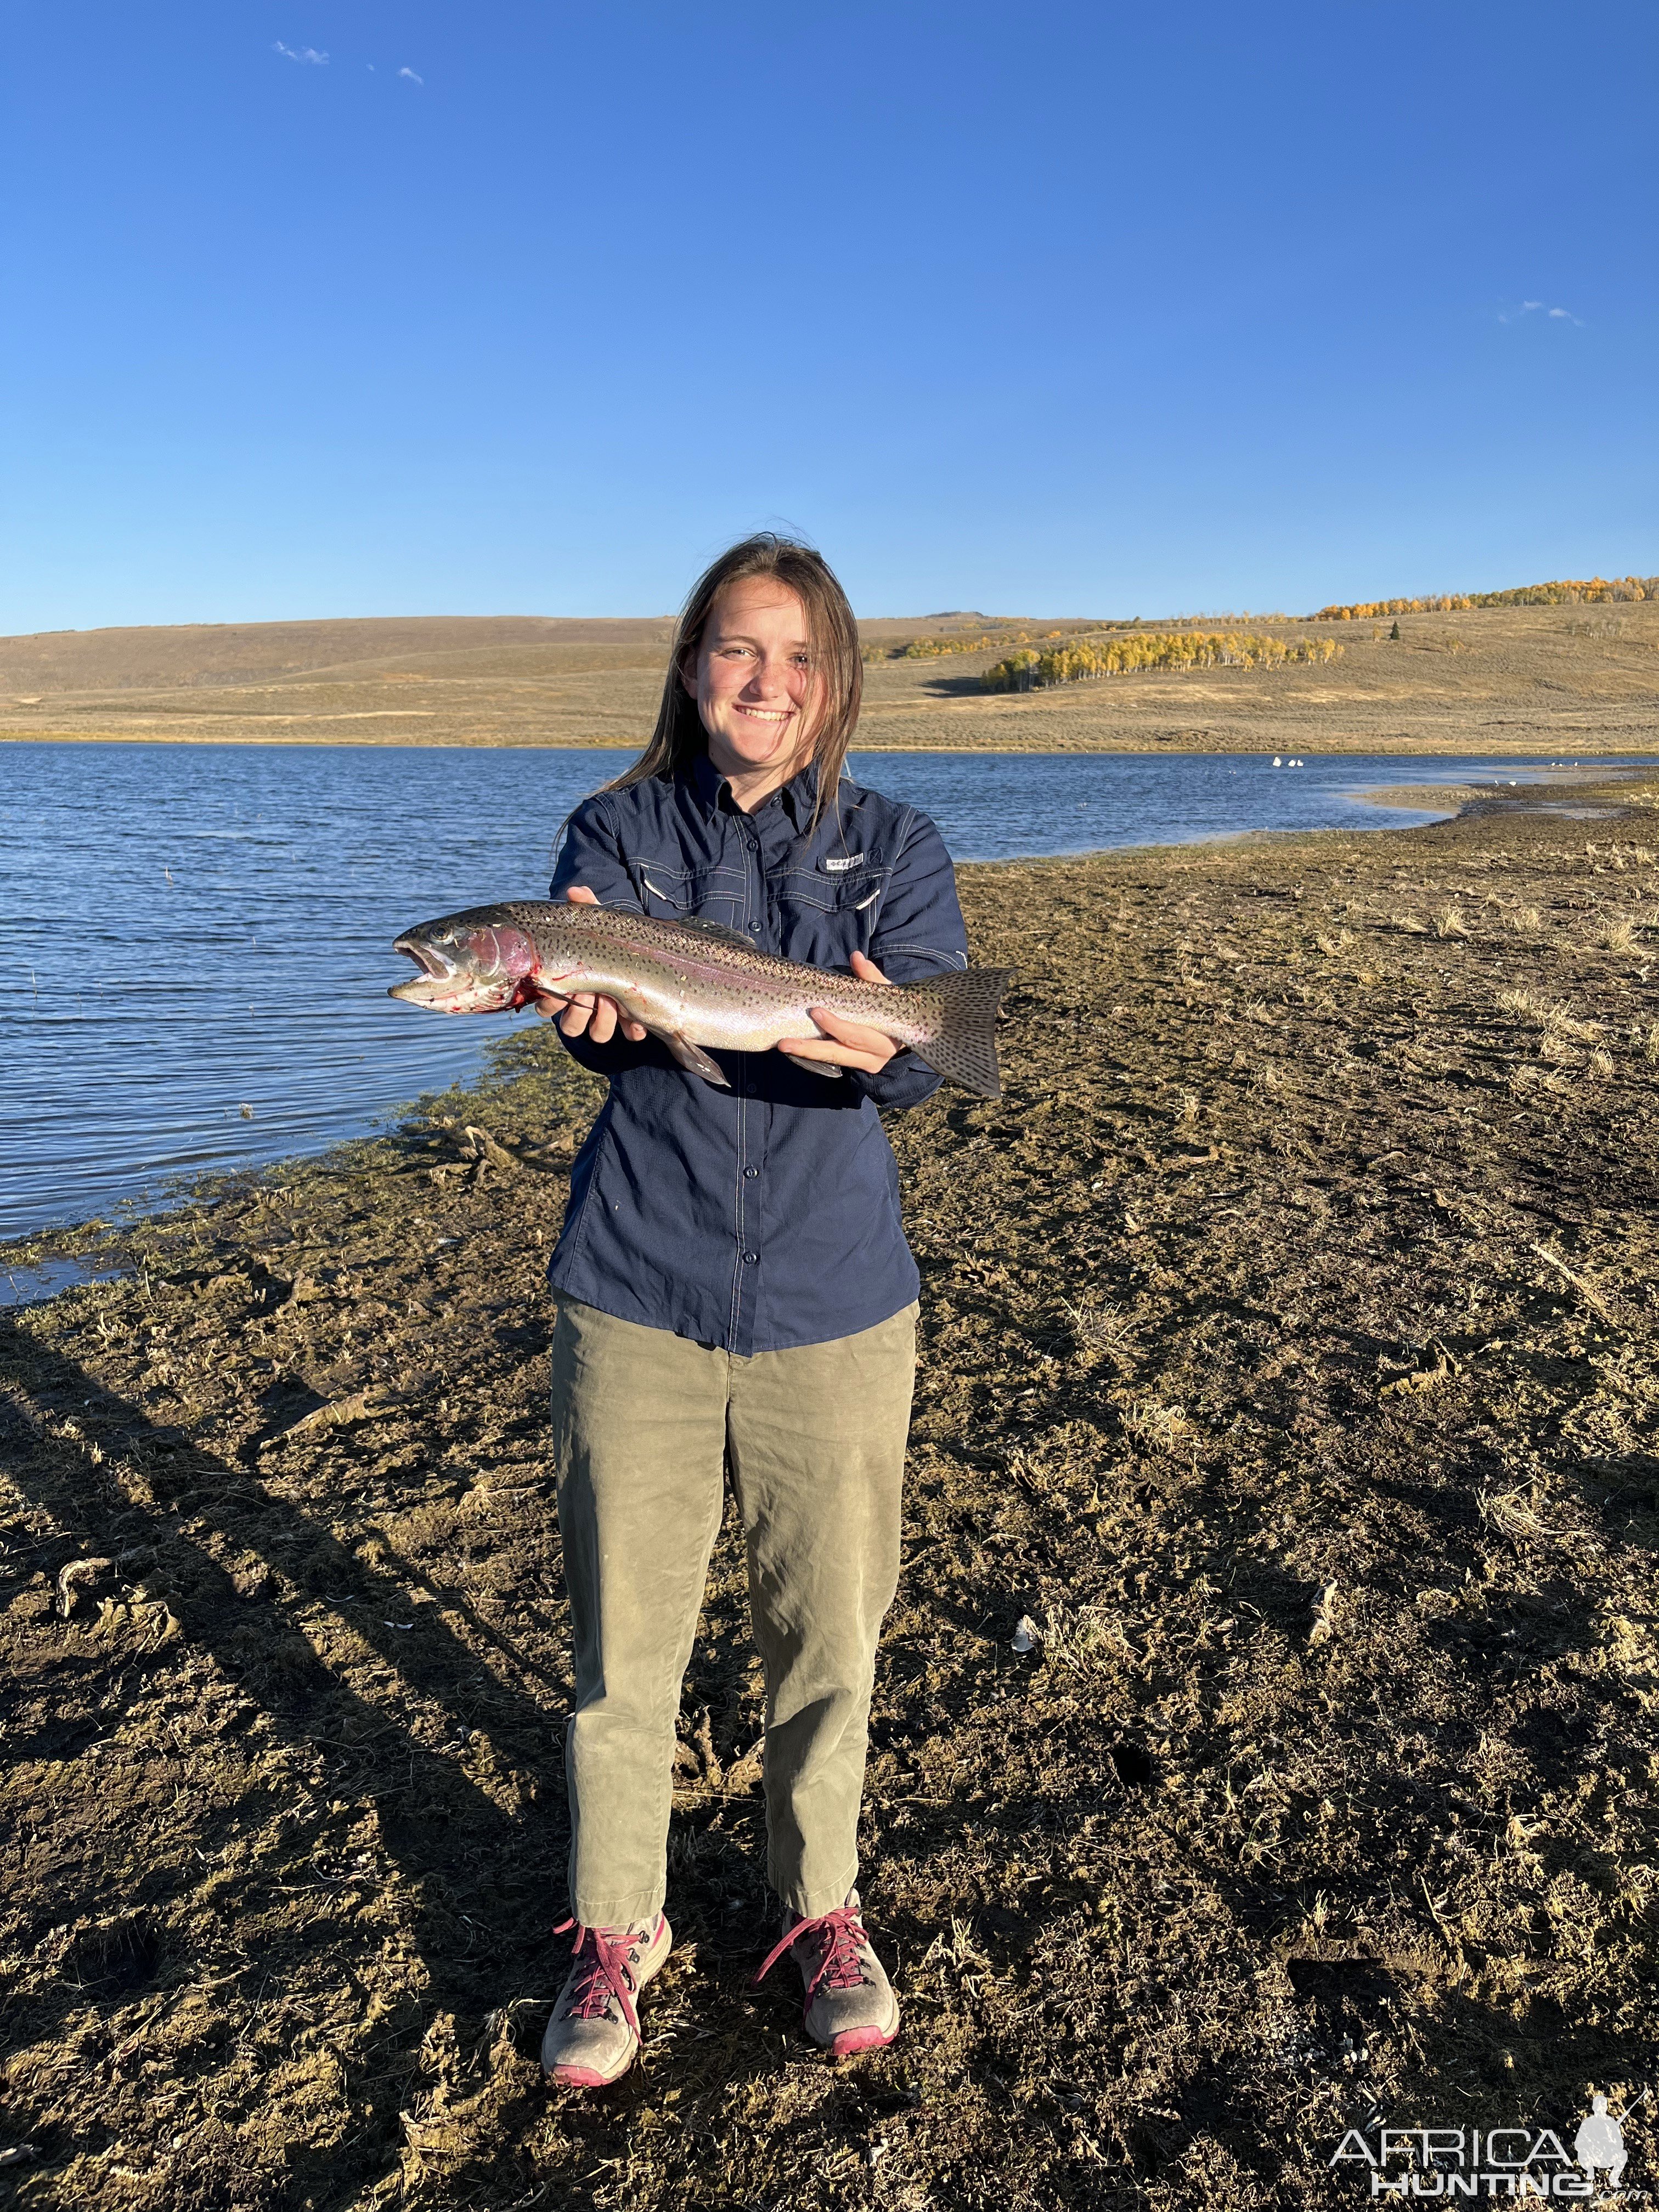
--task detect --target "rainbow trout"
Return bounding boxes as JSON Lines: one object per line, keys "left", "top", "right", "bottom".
{"left": 388, "top": 900, "right": 1013, "bottom": 1098}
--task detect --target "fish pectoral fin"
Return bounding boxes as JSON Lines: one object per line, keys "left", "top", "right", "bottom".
{"left": 662, "top": 1032, "right": 730, "bottom": 1087}
{"left": 781, "top": 1052, "right": 846, "bottom": 1080}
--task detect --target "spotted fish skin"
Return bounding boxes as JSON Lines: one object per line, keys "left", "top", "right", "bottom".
{"left": 389, "top": 899, "right": 1013, "bottom": 1099}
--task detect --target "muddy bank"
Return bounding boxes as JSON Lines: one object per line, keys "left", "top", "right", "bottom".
{"left": 1350, "top": 772, "right": 1641, "bottom": 822}
{"left": 3, "top": 773, "right": 1658, "bottom": 2209}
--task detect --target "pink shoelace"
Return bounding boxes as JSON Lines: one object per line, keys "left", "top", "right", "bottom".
{"left": 552, "top": 1917, "right": 651, "bottom": 2036}
{"left": 754, "top": 1901, "right": 868, "bottom": 2005}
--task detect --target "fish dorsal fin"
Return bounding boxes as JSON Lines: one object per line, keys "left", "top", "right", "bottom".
{"left": 671, "top": 917, "right": 759, "bottom": 950}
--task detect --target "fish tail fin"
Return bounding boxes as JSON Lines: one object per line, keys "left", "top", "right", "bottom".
{"left": 907, "top": 966, "right": 1015, "bottom": 1098}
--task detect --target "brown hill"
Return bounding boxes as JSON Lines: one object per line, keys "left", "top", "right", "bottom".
{"left": 0, "top": 616, "right": 678, "bottom": 693}
{"left": 2, "top": 603, "right": 1656, "bottom": 755}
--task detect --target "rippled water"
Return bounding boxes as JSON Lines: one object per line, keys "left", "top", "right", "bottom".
{"left": 0, "top": 742, "right": 1606, "bottom": 1237}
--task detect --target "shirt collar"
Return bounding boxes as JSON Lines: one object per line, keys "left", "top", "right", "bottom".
{"left": 690, "top": 747, "right": 729, "bottom": 812}
{"left": 777, "top": 760, "right": 820, "bottom": 827}
{"left": 689, "top": 748, "right": 820, "bottom": 827}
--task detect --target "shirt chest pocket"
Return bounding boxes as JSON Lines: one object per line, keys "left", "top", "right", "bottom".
{"left": 771, "top": 864, "right": 893, "bottom": 965}
{"left": 628, "top": 861, "right": 747, "bottom": 930}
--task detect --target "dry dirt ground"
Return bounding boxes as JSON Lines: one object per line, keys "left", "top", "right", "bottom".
{"left": 2, "top": 605, "right": 1656, "bottom": 758}
{"left": 3, "top": 775, "right": 1658, "bottom": 2210}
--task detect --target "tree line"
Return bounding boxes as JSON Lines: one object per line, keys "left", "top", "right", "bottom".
{"left": 982, "top": 631, "right": 1342, "bottom": 692}
{"left": 1313, "top": 576, "right": 1659, "bottom": 620}
{"left": 861, "top": 626, "right": 1114, "bottom": 665}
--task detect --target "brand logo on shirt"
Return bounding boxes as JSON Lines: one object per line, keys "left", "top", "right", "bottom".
{"left": 824, "top": 854, "right": 865, "bottom": 873}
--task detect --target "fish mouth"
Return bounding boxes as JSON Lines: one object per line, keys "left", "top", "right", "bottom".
{"left": 394, "top": 933, "right": 458, "bottom": 980}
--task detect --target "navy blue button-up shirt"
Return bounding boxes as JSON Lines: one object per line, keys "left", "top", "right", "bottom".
{"left": 545, "top": 753, "right": 969, "bottom": 1355}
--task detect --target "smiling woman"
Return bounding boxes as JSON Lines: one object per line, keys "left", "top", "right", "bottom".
{"left": 603, "top": 535, "right": 865, "bottom": 827}
{"left": 522, "top": 533, "right": 973, "bottom": 2089}
{"left": 690, "top": 579, "right": 821, "bottom": 787}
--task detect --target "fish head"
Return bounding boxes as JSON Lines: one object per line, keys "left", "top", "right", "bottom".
{"left": 389, "top": 912, "right": 540, "bottom": 1014}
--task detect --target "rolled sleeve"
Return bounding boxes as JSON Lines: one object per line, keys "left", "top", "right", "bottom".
{"left": 846, "top": 1050, "right": 943, "bottom": 1110}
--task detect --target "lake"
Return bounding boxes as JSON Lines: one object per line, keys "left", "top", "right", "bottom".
{"left": 0, "top": 741, "right": 1609, "bottom": 1242}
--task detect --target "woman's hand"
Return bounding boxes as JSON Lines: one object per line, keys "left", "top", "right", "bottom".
{"left": 775, "top": 951, "right": 900, "bottom": 1076}
{"left": 528, "top": 886, "right": 649, "bottom": 1044}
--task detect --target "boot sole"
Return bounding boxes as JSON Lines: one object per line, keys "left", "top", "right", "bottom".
{"left": 543, "top": 1918, "right": 672, "bottom": 2091}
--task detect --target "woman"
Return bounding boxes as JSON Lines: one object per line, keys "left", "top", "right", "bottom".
{"left": 533, "top": 534, "right": 970, "bottom": 2089}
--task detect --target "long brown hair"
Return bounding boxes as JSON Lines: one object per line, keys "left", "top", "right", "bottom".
{"left": 607, "top": 534, "right": 862, "bottom": 824}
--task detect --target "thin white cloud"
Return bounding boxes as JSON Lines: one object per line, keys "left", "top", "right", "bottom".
{"left": 399, "top": 65, "right": 424, "bottom": 83}
{"left": 273, "top": 40, "right": 328, "bottom": 64}
{"left": 1499, "top": 298, "right": 1583, "bottom": 326}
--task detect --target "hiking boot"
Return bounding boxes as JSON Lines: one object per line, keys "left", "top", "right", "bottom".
{"left": 541, "top": 1912, "right": 671, "bottom": 2089}
{"left": 754, "top": 1889, "right": 900, "bottom": 2057}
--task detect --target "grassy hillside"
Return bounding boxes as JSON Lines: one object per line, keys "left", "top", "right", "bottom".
{"left": 2, "top": 600, "right": 1656, "bottom": 756}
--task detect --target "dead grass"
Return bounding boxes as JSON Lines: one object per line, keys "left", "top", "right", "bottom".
{"left": 5, "top": 601, "right": 1659, "bottom": 758}
{"left": 1115, "top": 1395, "right": 1195, "bottom": 1454}
{"left": 1593, "top": 914, "right": 1641, "bottom": 951}
{"left": 1036, "top": 1604, "right": 1135, "bottom": 1678}
{"left": 1495, "top": 988, "right": 1550, "bottom": 1019}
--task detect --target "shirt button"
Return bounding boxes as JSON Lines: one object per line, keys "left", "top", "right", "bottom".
{"left": 744, "top": 1166, "right": 759, "bottom": 1180}
{"left": 743, "top": 1250, "right": 759, "bottom": 1264}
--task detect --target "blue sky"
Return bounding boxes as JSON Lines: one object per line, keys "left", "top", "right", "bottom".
{"left": 2, "top": 1, "right": 1654, "bottom": 630}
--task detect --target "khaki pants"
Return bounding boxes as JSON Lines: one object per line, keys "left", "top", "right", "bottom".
{"left": 549, "top": 1295, "right": 917, "bottom": 1928}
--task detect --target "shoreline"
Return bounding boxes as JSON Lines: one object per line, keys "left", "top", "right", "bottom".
{"left": 5, "top": 724, "right": 1659, "bottom": 757}
{"left": 4, "top": 767, "right": 1658, "bottom": 2207}
{"left": 0, "top": 775, "right": 1620, "bottom": 1257}
{"left": 2, "top": 772, "right": 1645, "bottom": 1257}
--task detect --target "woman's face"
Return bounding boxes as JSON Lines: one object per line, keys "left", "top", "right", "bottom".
{"left": 684, "top": 577, "right": 822, "bottom": 787}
